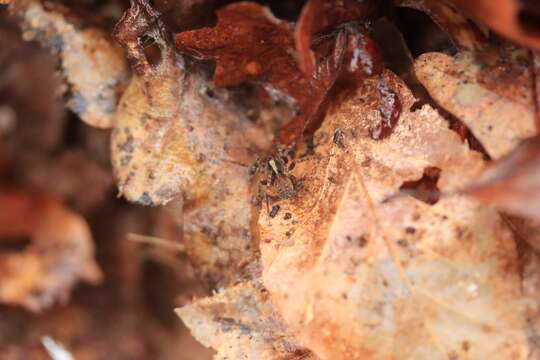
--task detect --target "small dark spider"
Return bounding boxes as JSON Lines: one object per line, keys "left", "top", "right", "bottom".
{"left": 250, "top": 148, "right": 298, "bottom": 208}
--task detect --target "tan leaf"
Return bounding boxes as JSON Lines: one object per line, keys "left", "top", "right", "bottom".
{"left": 112, "top": 0, "right": 279, "bottom": 285}
{"left": 259, "top": 71, "right": 528, "bottom": 359}
{"left": 176, "top": 281, "right": 317, "bottom": 360}
{"left": 415, "top": 48, "right": 536, "bottom": 159}
{"left": 10, "top": 0, "right": 129, "bottom": 128}
{"left": 0, "top": 190, "right": 101, "bottom": 312}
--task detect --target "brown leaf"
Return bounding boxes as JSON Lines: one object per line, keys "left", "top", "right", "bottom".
{"left": 395, "top": 0, "right": 487, "bottom": 51}
{"left": 175, "top": 2, "right": 321, "bottom": 144}
{"left": 176, "top": 281, "right": 317, "bottom": 360}
{"left": 112, "top": 0, "right": 277, "bottom": 285}
{"left": 295, "top": 0, "right": 374, "bottom": 75}
{"left": 175, "top": 2, "right": 397, "bottom": 144}
{"left": 447, "top": 0, "right": 540, "bottom": 50}
{"left": 518, "top": 241, "right": 540, "bottom": 357}
{"left": 176, "top": 3, "right": 297, "bottom": 89}
{"left": 0, "top": 189, "right": 101, "bottom": 312}
{"left": 9, "top": 0, "right": 129, "bottom": 128}
{"left": 259, "top": 71, "right": 528, "bottom": 359}
{"left": 415, "top": 48, "right": 537, "bottom": 159}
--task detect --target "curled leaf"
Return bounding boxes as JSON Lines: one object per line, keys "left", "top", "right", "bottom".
{"left": 295, "top": 0, "right": 374, "bottom": 75}
{"left": 9, "top": 0, "right": 129, "bottom": 128}
{"left": 447, "top": 0, "right": 540, "bottom": 50}
{"left": 0, "top": 190, "right": 102, "bottom": 312}
{"left": 395, "top": 0, "right": 487, "bottom": 50}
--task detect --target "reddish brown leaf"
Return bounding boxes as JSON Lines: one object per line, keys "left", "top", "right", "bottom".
{"left": 175, "top": 2, "right": 400, "bottom": 144}
{"left": 176, "top": 3, "right": 298, "bottom": 88}
{"left": 295, "top": 0, "right": 374, "bottom": 75}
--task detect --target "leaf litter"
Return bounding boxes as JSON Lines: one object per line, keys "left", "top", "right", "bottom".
{"left": 4, "top": 0, "right": 540, "bottom": 359}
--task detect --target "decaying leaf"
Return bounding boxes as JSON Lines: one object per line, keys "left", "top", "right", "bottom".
{"left": 447, "top": 0, "right": 540, "bottom": 50}
{"left": 112, "top": 0, "right": 276, "bottom": 285}
{"left": 0, "top": 189, "right": 101, "bottom": 312}
{"left": 259, "top": 71, "right": 530, "bottom": 359}
{"left": 395, "top": 0, "right": 487, "bottom": 50}
{"left": 175, "top": 2, "right": 399, "bottom": 144}
{"left": 415, "top": 46, "right": 540, "bottom": 222}
{"left": 294, "top": 0, "right": 375, "bottom": 75}
{"left": 415, "top": 47, "right": 537, "bottom": 159}
{"left": 9, "top": 0, "right": 129, "bottom": 128}
{"left": 177, "top": 281, "right": 317, "bottom": 360}
{"left": 175, "top": 2, "right": 321, "bottom": 144}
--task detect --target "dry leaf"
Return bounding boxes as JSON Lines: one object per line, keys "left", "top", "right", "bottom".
{"left": 395, "top": 0, "right": 487, "bottom": 50}
{"left": 415, "top": 47, "right": 540, "bottom": 222}
{"left": 9, "top": 0, "right": 129, "bottom": 128}
{"left": 447, "top": 0, "right": 540, "bottom": 50}
{"left": 112, "top": 0, "right": 276, "bottom": 285}
{"left": 175, "top": 2, "right": 398, "bottom": 144}
{"left": 0, "top": 189, "right": 101, "bottom": 312}
{"left": 175, "top": 1, "right": 325, "bottom": 144}
{"left": 294, "top": 0, "right": 374, "bottom": 75}
{"left": 259, "top": 71, "right": 529, "bottom": 359}
{"left": 519, "top": 243, "right": 540, "bottom": 360}
{"left": 177, "top": 281, "right": 317, "bottom": 360}
{"left": 415, "top": 48, "right": 537, "bottom": 159}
